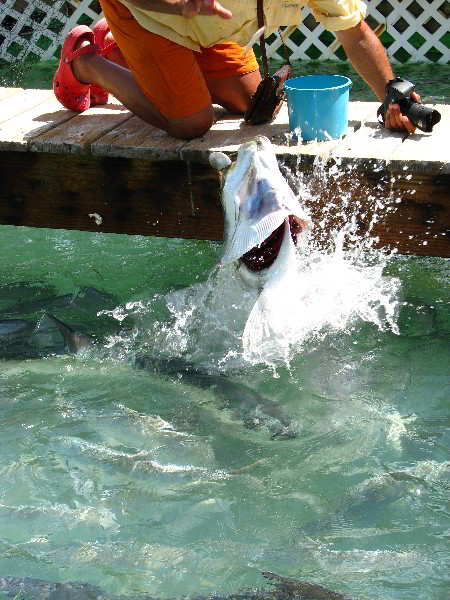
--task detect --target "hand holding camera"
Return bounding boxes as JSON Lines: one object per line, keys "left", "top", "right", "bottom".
{"left": 378, "top": 77, "right": 441, "bottom": 133}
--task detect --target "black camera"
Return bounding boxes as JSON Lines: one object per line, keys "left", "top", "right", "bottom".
{"left": 377, "top": 77, "right": 441, "bottom": 132}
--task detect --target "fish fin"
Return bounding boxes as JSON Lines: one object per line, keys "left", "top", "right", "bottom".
{"left": 45, "top": 314, "right": 93, "bottom": 354}
{"left": 222, "top": 212, "right": 287, "bottom": 264}
{"left": 262, "top": 571, "right": 350, "bottom": 599}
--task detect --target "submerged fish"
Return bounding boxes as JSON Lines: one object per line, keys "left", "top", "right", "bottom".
{"left": 0, "top": 286, "right": 117, "bottom": 318}
{"left": 133, "top": 354, "right": 296, "bottom": 440}
{"left": 0, "top": 318, "right": 40, "bottom": 359}
{"left": 0, "top": 288, "right": 120, "bottom": 359}
{"left": 0, "top": 577, "right": 106, "bottom": 599}
{"left": 0, "top": 572, "right": 351, "bottom": 599}
{"left": 0, "top": 313, "right": 95, "bottom": 360}
{"left": 45, "top": 314, "right": 297, "bottom": 440}
{"left": 0, "top": 318, "right": 36, "bottom": 341}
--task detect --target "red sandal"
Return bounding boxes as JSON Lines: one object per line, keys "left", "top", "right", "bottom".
{"left": 53, "top": 25, "right": 101, "bottom": 112}
{"left": 91, "top": 18, "right": 119, "bottom": 106}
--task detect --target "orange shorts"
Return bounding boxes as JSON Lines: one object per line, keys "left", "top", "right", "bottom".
{"left": 99, "top": 0, "right": 259, "bottom": 118}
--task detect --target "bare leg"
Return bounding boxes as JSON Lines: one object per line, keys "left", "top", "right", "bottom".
{"left": 205, "top": 70, "right": 261, "bottom": 114}
{"left": 72, "top": 36, "right": 214, "bottom": 139}
{"left": 98, "top": 31, "right": 261, "bottom": 119}
{"left": 103, "top": 31, "right": 129, "bottom": 69}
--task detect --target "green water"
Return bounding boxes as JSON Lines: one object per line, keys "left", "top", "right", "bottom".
{"left": 0, "top": 222, "right": 448, "bottom": 600}
{"left": 1, "top": 59, "right": 450, "bottom": 104}
{"left": 0, "top": 55, "right": 449, "bottom": 600}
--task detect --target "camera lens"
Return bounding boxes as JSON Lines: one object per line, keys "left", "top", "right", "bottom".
{"left": 405, "top": 102, "right": 441, "bottom": 132}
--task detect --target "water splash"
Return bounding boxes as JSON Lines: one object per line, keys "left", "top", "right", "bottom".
{"left": 147, "top": 232, "right": 401, "bottom": 370}
{"left": 107, "top": 159, "right": 403, "bottom": 371}
{"left": 241, "top": 228, "right": 401, "bottom": 364}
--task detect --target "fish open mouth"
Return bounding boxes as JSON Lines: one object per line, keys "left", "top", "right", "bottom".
{"left": 216, "top": 136, "right": 311, "bottom": 271}
{"left": 240, "top": 215, "right": 304, "bottom": 272}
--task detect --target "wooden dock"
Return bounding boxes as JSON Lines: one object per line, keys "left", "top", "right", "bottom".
{"left": 0, "top": 86, "right": 448, "bottom": 257}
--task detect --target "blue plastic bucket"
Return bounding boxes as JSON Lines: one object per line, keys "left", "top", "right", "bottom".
{"left": 285, "top": 75, "right": 352, "bottom": 141}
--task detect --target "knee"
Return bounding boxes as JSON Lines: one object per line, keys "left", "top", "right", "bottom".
{"left": 222, "top": 98, "right": 248, "bottom": 115}
{"left": 168, "top": 119, "right": 214, "bottom": 140}
{"left": 167, "top": 107, "right": 214, "bottom": 140}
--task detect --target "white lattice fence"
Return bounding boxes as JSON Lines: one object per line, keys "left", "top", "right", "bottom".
{"left": 0, "top": 0, "right": 449, "bottom": 64}
{"left": 0, "top": 0, "right": 102, "bottom": 63}
{"left": 265, "top": 0, "right": 450, "bottom": 63}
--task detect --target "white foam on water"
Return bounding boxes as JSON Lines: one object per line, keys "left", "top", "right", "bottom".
{"left": 1, "top": 501, "right": 119, "bottom": 531}
{"left": 104, "top": 156, "right": 403, "bottom": 373}
{"left": 384, "top": 411, "right": 417, "bottom": 451}
{"left": 152, "top": 222, "right": 401, "bottom": 370}
{"left": 240, "top": 220, "right": 400, "bottom": 364}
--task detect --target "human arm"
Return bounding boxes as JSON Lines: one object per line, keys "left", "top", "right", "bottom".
{"left": 127, "top": 0, "right": 232, "bottom": 19}
{"left": 336, "top": 20, "right": 420, "bottom": 132}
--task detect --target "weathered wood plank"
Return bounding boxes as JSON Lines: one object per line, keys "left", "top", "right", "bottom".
{"left": 347, "top": 101, "right": 379, "bottom": 124}
{"left": 0, "top": 151, "right": 223, "bottom": 240}
{"left": 0, "top": 87, "right": 23, "bottom": 101}
{"left": 332, "top": 102, "right": 450, "bottom": 174}
{"left": 182, "top": 101, "right": 379, "bottom": 164}
{"left": 92, "top": 116, "right": 188, "bottom": 161}
{"left": 30, "top": 100, "right": 132, "bottom": 154}
{"left": 0, "top": 88, "right": 447, "bottom": 256}
{"left": 0, "top": 88, "right": 54, "bottom": 126}
{"left": 0, "top": 96, "right": 76, "bottom": 151}
{"left": 181, "top": 104, "right": 290, "bottom": 162}
{"left": 331, "top": 122, "right": 408, "bottom": 170}
{"left": 92, "top": 106, "right": 227, "bottom": 160}
{"left": 293, "top": 166, "right": 450, "bottom": 257}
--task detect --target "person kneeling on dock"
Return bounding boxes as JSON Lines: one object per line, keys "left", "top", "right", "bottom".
{"left": 53, "top": 0, "right": 420, "bottom": 139}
